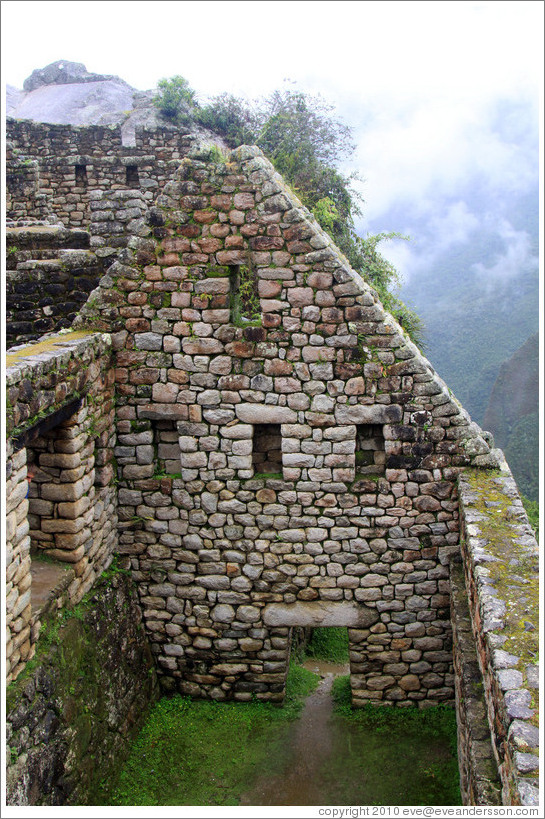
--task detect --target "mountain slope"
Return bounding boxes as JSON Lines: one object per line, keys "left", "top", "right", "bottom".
{"left": 483, "top": 333, "right": 539, "bottom": 500}
{"left": 398, "top": 186, "right": 539, "bottom": 427}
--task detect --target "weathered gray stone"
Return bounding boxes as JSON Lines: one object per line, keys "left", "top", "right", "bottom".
{"left": 497, "top": 669, "right": 524, "bottom": 691}
{"left": 263, "top": 601, "right": 379, "bottom": 628}
{"left": 235, "top": 405, "right": 297, "bottom": 424}
{"left": 508, "top": 719, "right": 540, "bottom": 751}
{"left": 514, "top": 752, "right": 539, "bottom": 773}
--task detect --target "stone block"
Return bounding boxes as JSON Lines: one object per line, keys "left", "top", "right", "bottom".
{"left": 235, "top": 405, "right": 296, "bottom": 424}
{"left": 134, "top": 333, "right": 163, "bottom": 351}
{"left": 335, "top": 404, "right": 402, "bottom": 425}
{"left": 41, "top": 480, "right": 86, "bottom": 503}
{"left": 263, "top": 600, "right": 379, "bottom": 627}
{"left": 138, "top": 405, "right": 189, "bottom": 420}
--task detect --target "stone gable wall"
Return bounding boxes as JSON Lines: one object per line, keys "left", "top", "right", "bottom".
{"left": 75, "top": 143, "right": 502, "bottom": 707}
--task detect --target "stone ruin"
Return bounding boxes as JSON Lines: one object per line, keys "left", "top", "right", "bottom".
{"left": 5, "top": 118, "right": 539, "bottom": 807}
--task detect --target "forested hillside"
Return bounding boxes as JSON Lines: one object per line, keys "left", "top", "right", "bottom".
{"left": 398, "top": 187, "right": 538, "bottom": 424}
{"left": 396, "top": 187, "right": 539, "bottom": 501}
{"left": 483, "top": 334, "right": 539, "bottom": 501}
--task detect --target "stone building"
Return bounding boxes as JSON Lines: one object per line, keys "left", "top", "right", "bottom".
{"left": 5, "top": 120, "right": 539, "bottom": 806}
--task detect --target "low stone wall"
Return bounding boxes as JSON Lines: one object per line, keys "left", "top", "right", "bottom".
{"left": 6, "top": 225, "right": 104, "bottom": 347}
{"left": 5, "top": 571, "right": 158, "bottom": 806}
{"left": 455, "top": 464, "right": 539, "bottom": 806}
{"left": 450, "top": 558, "right": 502, "bottom": 804}
{"left": 5, "top": 331, "right": 116, "bottom": 684}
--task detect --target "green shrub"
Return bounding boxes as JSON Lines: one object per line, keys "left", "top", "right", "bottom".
{"left": 153, "top": 76, "right": 197, "bottom": 124}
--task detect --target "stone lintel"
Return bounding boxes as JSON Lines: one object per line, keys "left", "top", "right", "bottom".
{"left": 138, "top": 404, "right": 189, "bottom": 420}
{"left": 335, "top": 404, "right": 402, "bottom": 425}
{"left": 235, "top": 404, "right": 297, "bottom": 424}
{"left": 263, "top": 600, "right": 379, "bottom": 628}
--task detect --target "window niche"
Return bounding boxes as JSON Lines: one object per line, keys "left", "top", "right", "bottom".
{"left": 24, "top": 409, "right": 85, "bottom": 613}
{"left": 152, "top": 419, "right": 181, "bottom": 477}
{"left": 252, "top": 424, "right": 282, "bottom": 477}
{"left": 75, "top": 164, "right": 88, "bottom": 187}
{"left": 126, "top": 164, "right": 139, "bottom": 187}
{"left": 229, "top": 264, "right": 261, "bottom": 326}
{"left": 355, "top": 424, "right": 385, "bottom": 476}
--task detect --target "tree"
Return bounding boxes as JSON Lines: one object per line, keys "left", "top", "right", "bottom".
{"left": 194, "top": 93, "right": 256, "bottom": 147}
{"left": 253, "top": 90, "right": 356, "bottom": 216}
{"left": 153, "top": 76, "right": 197, "bottom": 124}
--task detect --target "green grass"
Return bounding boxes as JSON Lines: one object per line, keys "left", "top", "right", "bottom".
{"left": 305, "top": 627, "right": 349, "bottom": 663}
{"left": 328, "top": 675, "right": 461, "bottom": 805}
{"left": 103, "top": 663, "right": 460, "bottom": 807}
{"left": 105, "top": 663, "right": 319, "bottom": 806}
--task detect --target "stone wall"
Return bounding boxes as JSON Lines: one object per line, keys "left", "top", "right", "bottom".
{"left": 6, "top": 224, "right": 104, "bottom": 348}
{"left": 6, "top": 118, "right": 196, "bottom": 228}
{"left": 75, "top": 143, "right": 503, "bottom": 708}
{"left": 454, "top": 463, "right": 539, "bottom": 806}
{"left": 6, "top": 571, "right": 158, "bottom": 806}
{"left": 6, "top": 331, "right": 117, "bottom": 684}
{"left": 450, "top": 558, "right": 502, "bottom": 804}
{"left": 5, "top": 130, "right": 539, "bottom": 806}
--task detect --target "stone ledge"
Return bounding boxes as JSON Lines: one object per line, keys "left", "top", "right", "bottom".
{"left": 6, "top": 330, "right": 111, "bottom": 375}
{"left": 235, "top": 404, "right": 297, "bottom": 424}
{"left": 458, "top": 463, "right": 539, "bottom": 806}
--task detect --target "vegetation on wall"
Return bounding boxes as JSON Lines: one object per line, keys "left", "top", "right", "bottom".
{"left": 153, "top": 77, "right": 423, "bottom": 345}
{"left": 153, "top": 75, "right": 197, "bottom": 125}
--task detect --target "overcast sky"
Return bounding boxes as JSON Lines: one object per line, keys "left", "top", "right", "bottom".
{"left": 2, "top": 0, "right": 543, "bottom": 282}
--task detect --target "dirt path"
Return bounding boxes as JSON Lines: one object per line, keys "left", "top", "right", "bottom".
{"left": 241, "top": 660, "right": 348, "bottom": 806}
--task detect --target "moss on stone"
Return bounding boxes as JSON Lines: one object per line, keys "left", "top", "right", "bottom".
{"left": 6, "top": 330, "right": 101, "bottom": 367}
{"left": 463, "top": 469, "right": 539, "bottom": 676}
{"left": 6, "top": 569, "right": 158, "bottom": 806}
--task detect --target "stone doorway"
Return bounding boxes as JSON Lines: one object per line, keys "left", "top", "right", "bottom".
{"left": 263, "top": 600, "right": 379, "bottom": 706}
{"left": 22, "top": 399, "right": 94, "bottom": 612}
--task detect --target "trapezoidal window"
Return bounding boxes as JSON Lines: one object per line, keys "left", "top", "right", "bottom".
{"left": 252, "top": 424, "right": 282, "bottom": 476}
{"left": 152, "top": 419, "right": 180, "bottom": 477}
{"left": 75, "top": 164, "right": 88, "bottom": 187}
{"left": 355, "top": 424, "right": 385, "bottom": 476}
{"left": 229, "top": 264, "right": 261, "bottom": 325}
{"left": 126, "top": 164, "right": 139, "bottom": 186}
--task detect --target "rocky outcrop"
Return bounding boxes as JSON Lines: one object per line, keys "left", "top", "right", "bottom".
{"left": 23, "top": 60, "right": 124, "bottom": 92}
{"left": 8, "top": 60, "right": 185, "bottom": 133}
